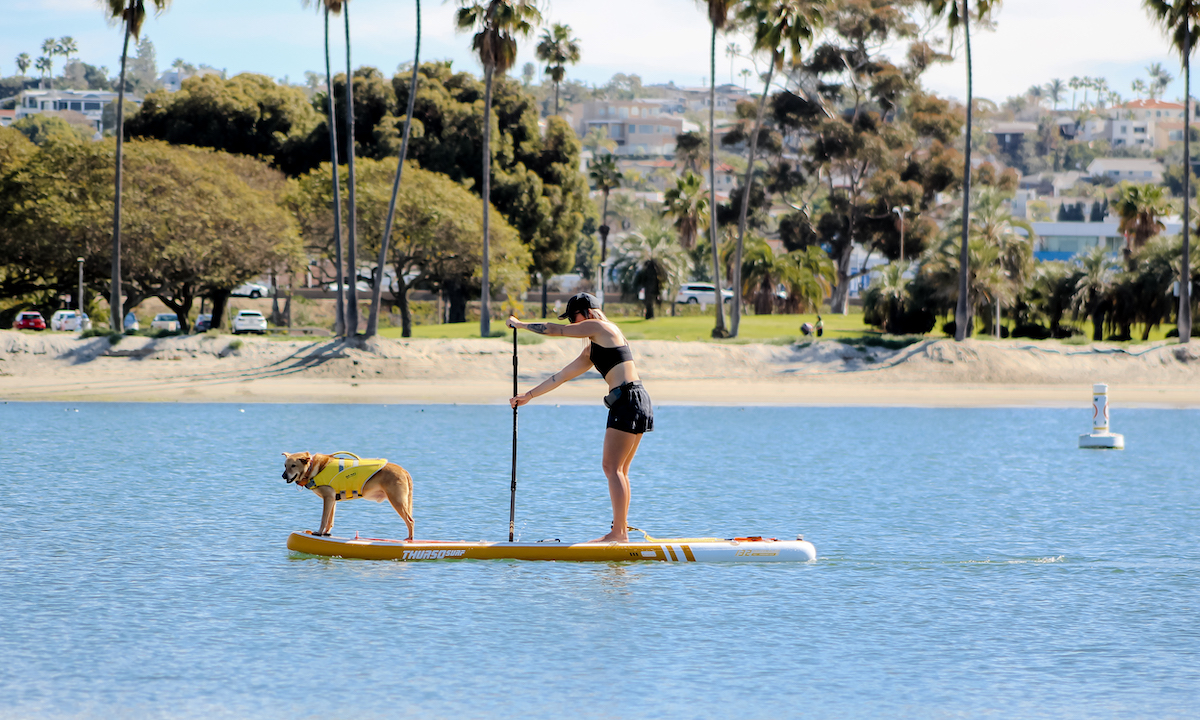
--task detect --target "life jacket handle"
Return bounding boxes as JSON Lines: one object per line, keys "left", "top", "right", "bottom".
{"left": 328, "top": 451, "right": 362, "bottom": 460}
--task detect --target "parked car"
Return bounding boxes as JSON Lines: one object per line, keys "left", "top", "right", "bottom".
{"left": 51, "top": 310, "right": 91, "bottom": 331}
{"left": 231, "top": 282, "right": 270, "bottom": 299}
{"left": 13, "top": 311, "right": 46, "bottom": 330}
{"left": 675, "top": 283, "right": 734, "bottom": 305}
{"left": 232, "top": 310, "right": 267, "bottom": 335}
{"left": 193, "top": 313, "right": 213, "bottom": 332}
{"left": 124, "top": 311, "right": 139, "bottom": 332}
{"left": 150, "top": 313, "right": 181, "bottom": 332}
{"left": 323, "top": 278, "right": 373, "bottom": 292}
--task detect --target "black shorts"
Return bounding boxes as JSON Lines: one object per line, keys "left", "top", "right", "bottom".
{"left": 605, "top": 381, "right": 654, "bottom": 435}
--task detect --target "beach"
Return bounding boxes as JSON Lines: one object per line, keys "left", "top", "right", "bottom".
{"left": 3, "top": 329, "right": 1198, "bottom": 407}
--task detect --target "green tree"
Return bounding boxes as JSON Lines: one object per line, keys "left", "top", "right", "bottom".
{"left": 925, "top": 0, "right": 1003, "bottom": 341}
{"left": 701, "top": 0, "right": 735, "bottom": 337}
{"left": 0, "top": 126, "right": 35, "bottom": 174}
{"left": 611, "top": 222, "right": 689, "bottom": 319}
{"left": 454, "top": 0, "right": 542, "bottom": 338}
{"left": 535, "top": 23, "right": 581, "bottom": 116}
{"left": 1144, "top": 0, "right": 1197, "bottom": 342}
{"left": 1045, "top": 78, "right": 1065, "bottom": 110}
{"left": 662, "top": 170, "right": 709, "bottom": 256}
{"left": 728, "top": 0, "right": 825, "bottom": 337}
{"left": 673, "top": 130, "right": 707, "bottom": 173}
{"left": 1070, "top": 246, "right": 1119, "bottom": 341}
{"left": 1113, "top": 181, "right": 1169, "bottom": 268}
{"left": 588, "top": 153, "right": 623, "bottom": 304}
{"left": 367, "top": 0, "right": 421, "bottom": 337}
{"left": 287, "top": 158, "right": 529, "bottom": 334}
{"left": 103, "top": 0, "right": 171, "bottom": 331}
{"left": 11, "top": 115, "right": 90, "bottom": 145}
{"left": 15, "top": 53, "right": 31, "bottom": 76}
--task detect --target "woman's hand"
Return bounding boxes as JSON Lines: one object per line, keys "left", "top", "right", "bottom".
{"left": 510, "top": 392, "right": 532, "bottom": 409}
{"left": 506, "top": 316, "right": 523, "bottom": 330}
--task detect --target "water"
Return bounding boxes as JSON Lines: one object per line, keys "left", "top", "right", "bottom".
{"left": 1, "top": 402, "right": 1197, "bottom": 719}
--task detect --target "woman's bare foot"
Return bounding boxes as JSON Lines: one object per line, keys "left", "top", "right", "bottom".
{"left": 588, "top": 530, "right": 628, "bottom": 543}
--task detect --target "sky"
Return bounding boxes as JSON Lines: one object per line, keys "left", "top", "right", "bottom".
{"left": 3, "top": 0, "right": 1194, "bottom": 107}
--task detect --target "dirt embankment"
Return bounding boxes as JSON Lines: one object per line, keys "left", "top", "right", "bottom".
{"left": 2, "top": 331, "right": 1198, "bottom": 406}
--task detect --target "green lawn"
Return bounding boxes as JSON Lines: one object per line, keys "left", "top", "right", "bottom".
{"left": 379, "top": 309, "right": 872, "bottom": 342}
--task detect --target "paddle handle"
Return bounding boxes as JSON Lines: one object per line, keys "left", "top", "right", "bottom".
{"left": 509, "top": 326, "right": 518, "bottom": 542}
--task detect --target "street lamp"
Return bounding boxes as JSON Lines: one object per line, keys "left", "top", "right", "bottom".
{"left": 892, "top": 205, "right": 911, "bottom": 263}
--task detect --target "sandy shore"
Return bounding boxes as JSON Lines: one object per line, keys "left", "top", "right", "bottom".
{"left": 2, "top": 330, "right": 1198, "bottom": 407}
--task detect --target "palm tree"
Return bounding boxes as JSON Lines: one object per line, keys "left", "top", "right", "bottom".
{"left": 588, "top": 154, "right": 623, "bottom": 306}
{"left": 662, "top": 171, "right": 708, "bottom": 251}
{"left": 1144, "top": 0, "right": 1197, "bottom": 342}
{"left": 34, "top": 56, "right": 51, "bottom": 84}
{"left": 535, "top": 23, "right": 580, "bottom": 116}
{"left": 15, "top": 53, "right": 31, "bottom": 76}
{"left": 1113, "top": 181, "right": 1170, "bottom": 269}
{"left": 1027, "top": 84, "right": 1044, "bottom": 108}
{"left": 1071, "top": 246, "right": 1118, "bottom": 341}
{"left": 701, "top": 0, "right": 735, "bottom": 337}
{"left": 1069, "top": 75, "right": 1081, "bottom": 109}
{"left": 341, "top": 0, "right": 361, "bottom": 336}
{"left": 59, "top": 36, "right": 78, "bottom": 66}
{"left": 103, "top": 0, "right": 171, "bottom": 331}
{"left": 1045, "top": 78, "right": 1065, "bottom": 111}
{"left": 724, "top": 42, "right": 741, "bottom": 84}
{"left": 739, "top": 67, "right": 752, "bottom": 90}
{"left": 455, "top": 0, "right": 542, "bottom": 338}
{"left": 863, "top": 261, "right": 911, "bottom": 333}
{"left": 1132, "top": 78, "right": 1148, "bottom": 100}
{"left": 729, "top": 0, "right": 824, "bottom": 337}
{"left": 367, "top": 0, "right": 421, "bottom": 338}
{"left": 926, "top": 0, "right": 1002, "bottom": 341}
{"left": 40, "top": 38, "right": 57, "bottom": 88}
{"left": 612, "top": 223, "right": 689, "bottom": 319}
{"left": 582, "top": 126, "right": 616, "bottom": 155}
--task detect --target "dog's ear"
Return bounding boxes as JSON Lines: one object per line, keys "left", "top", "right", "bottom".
{"left": 300, "top": 452, "right": 311, "bottom": 461}
{"left": 282, "top": 452, "right": 290, "bottom": 458}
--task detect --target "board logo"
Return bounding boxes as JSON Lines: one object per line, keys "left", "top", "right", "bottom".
{"left": 735, "top": 549, "right": 779, "bottom": 557}
{"left": 402, "top": 549, "right": 467, "bottom": 560}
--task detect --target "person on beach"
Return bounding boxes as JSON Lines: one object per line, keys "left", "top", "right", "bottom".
{"left": 507, "top": 292, "right": 653, "bottom": 543}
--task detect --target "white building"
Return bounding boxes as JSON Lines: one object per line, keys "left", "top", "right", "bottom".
{"left": 12, "top": 89, "right": 142, "bottom": 134}
{"left": 1085, "top": 157, "right": 1164, "bottom": 183}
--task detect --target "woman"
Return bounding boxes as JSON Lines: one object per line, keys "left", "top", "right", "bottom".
{"left": 507, "top": 292, "right": 653, "bottom": 543}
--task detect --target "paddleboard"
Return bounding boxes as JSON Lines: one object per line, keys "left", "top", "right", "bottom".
{"left": 287, "top": 530, "right": 816, "bottom": 563}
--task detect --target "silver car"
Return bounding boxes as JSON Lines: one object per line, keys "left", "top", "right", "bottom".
{"left": 232, "top": 310, "right": 268, "bottom": 335}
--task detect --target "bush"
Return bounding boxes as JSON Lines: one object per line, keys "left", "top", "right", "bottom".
{"left": 1011, "top": 323, "right": 1052, "bottom": 340}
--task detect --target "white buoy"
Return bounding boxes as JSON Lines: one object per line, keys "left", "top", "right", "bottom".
{"left": 1079, "top": 383, "right": 1124, "bottom": 449}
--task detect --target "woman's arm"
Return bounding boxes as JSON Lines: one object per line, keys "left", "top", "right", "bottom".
{"left": 508, "top": 315, "right": 601, "bottom": 339}
{"left": 511, "top": 347, "right": 592, "bottom": 408}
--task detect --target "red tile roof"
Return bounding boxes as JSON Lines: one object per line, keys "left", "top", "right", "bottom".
{"left": 1118, "top": 99, "right": 1186, "bottom": 110}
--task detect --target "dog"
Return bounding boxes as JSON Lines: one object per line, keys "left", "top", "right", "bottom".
{"left": 281, "top": 451, "right": 414, "bottom": 540}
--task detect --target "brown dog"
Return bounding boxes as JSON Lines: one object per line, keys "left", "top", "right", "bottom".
{"left": 281, "top": 451, "right": 414, "bottom": 540}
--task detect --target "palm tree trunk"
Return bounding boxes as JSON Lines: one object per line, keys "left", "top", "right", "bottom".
{"left": 109, "top": 18, "right": 132, "bottom": 331}
{"left": 708, "top": 23, "right": 727, "bottom": 337}
{"left": 541, "top": 275, "right": 548, "bottom": 318}
{"left": 324, "top": 8, "right": 346, "bottom": 337}
{"left": 554, "top": 81, "right": 559, "bottom": 116}
{"left": 954, "top": 0, "right": 973, "bottom": 342}
{"left": 1182, "top": 31, "right": 1193, "bottom": 343}
{"left": 480, "top": 63, "right": 494, "bottom": 338}
{"left": 344, "top": 6, "right": 359, "bottom": 337}
{"left": 598, "top": 189, "right": 609, "bottom": 306}
{"left": 731, "top": 55, "right": 776, "bottom": 338}
{"left": 367, "top": 0, "right": 420, "bottom": 338}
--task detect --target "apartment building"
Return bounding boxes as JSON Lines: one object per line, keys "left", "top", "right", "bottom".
{"left": 12, "top": 89, "right": 143, "bottom": 134}
{"left": 1086, "top": 157, "right": 1164, "bottom": 183}
{"left": 566, "top": 100, "right": 685, "bottom": 156}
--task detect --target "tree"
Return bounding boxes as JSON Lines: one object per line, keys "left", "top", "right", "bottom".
{"left": 611, "top": 222, "right": 689, "bottom": 319}
{"left": 535, "top": 23, "right": 580, "bottom": 116}
{"left": 367, "top": 0, "right": 421, "bottom": 337}
{"left": 34, "top": 57, "right": 51, "bottom": 84}
{"left": 128, "top": 35, "right": 159, "bottom": 93}
{"left": 455, "top": 0, "right": 543, "bottom": 338}
{"left": 662, "top": 171, "right": 708, "bottom": 253}
{"left": 926, "top": 0, "right": 1002, "bottom": 341}
{"left": 701, "top": 0, "right": 734, "bottom": 337}
{"left": 728, "top": 0, "right": 825, "bottom": 337}
{"left": 1144, "top": 0, "right": 1197, "bottom": 342}
{"left": 103, "top": 0, "right": 171, "bottom": 331}
{"left": 1113, "top": 181, "right": 1169, "bottom": 269}
{"left": 339, "top": 1, "right": 362, "bottom": 336}
{"left": 1045, "top": 78, "right": 1065, "bottom": 110}
{"left": 520, "top": 61, "right": 535, "bottom": 87}
{"left": 1070, "top": 247, "right": 1118, "bottom": 341}
{"left": 39, "top": 38, "right": 57, "bottom": 88}
{"left": 725, "top": 42, "right": 741, "bottom": 84}
{"left": 289, "top": 158, "right": 529, "bottom": 335}
{"left": 312, "top": 0, "right": 349, "bottom": 336}
{"left": 588, "top": 153, "right": 622, "bottom": 306}
{"left": 673, "top": 130, "right": 707, "bottom": 173}
{"left": 59, "top": 37, "right": 78, "bottom": 66}
{"left": 15, "top": 53, "right": 31, "bottom": 77}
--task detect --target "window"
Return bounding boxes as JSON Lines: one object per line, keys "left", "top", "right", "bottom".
{"left": 70, "top": 102, "right": 82, "bottom": 111}
{"left": 1157, "top": 110, "right": 1162, "bottom": 117}
{"left": 618, "top": 107, "right": 629, "bottom": 118}
{"left": 1134, "top": 126, "right": 1146, "bottom": 133}
{"left": 84, "top": 102, "right": 100, "bottom": 111}
{"left": 1121, "top": 126, "right": 1128, "bottom": 133}
{"left": 638, "top": 125, "right": 652, "bottom": 133}
{"left": 1145, "top": 171, "right": 1152, "bottom": 177}
{"left": 631, "top": 107, "right": 640, "bottom": 117}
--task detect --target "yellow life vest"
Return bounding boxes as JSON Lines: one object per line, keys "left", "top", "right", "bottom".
{"left": 300, "top": 453, "right": 388, "bottom": 501}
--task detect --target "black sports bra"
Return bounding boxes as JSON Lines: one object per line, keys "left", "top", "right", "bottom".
{"left": 590, "top": 341, "right": 634, "bottom": 378}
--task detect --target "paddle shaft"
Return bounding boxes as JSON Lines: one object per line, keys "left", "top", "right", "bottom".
{"left": 509, "top": 327, "right": 518, "bottom": 542}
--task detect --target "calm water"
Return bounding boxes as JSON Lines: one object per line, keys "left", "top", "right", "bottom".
{"left": 1, "top": 401, "right": 1197, "bottom": 719}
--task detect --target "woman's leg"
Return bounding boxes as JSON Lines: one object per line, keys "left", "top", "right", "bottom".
{"left": 593, "top": 428, "right": 642, "bottom": 542}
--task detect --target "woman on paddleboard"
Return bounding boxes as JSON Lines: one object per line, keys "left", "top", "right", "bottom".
{"left": 508, "top": 292, "right": 652, "bottom": 543}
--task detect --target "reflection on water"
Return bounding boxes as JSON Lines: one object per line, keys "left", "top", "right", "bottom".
{"left": 1, "top": 402, "right": 1198, "bottom": 719}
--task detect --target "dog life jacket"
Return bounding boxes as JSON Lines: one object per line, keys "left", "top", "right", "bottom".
{"left": 299, "top": 456, "right": 388, "bottom": 500}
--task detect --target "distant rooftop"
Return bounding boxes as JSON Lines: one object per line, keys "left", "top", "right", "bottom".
{"left": 1117, "top": 99, "right": 1186, "bottom": 110}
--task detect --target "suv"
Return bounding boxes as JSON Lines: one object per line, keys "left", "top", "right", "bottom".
{"left": 232, "top": 310, "right": 267, "bottom": 335}
{"left": 675, "top": 283, "right": 734, "bottom": 305}
{"left": 150, "top": 313, "right": 181, "bottom": 332}
{"left": 231, "top": 282, "right": 270, "bottom": 299}
{"left": 14, "top": 311, "right": 46, "bottom": 330}
{"left": 193, "top": 314, "right": 213, "bottom": 333}
{"left": 51, "top": 311, "right": 91, "bottom": 331}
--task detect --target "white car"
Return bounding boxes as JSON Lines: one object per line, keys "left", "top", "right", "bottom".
{"left": 232, "top": 310, "right": 268, "bottom": 335}
{"left": 51, "top": 310, "right": 90, "bottom": 331}
{"left": 675, "top": 283, "right": 734, "bottom": 305}
{"left": 124, "top": 311, "right": 139, "bottom": 332}
{"left": 323, "top": 279, "right": 372, "bottom": 292}
{"left": 150, "top": 313, "right": 181, "bottom": 332}
{"left": 231, "top": 282, "right": 270, "bottom": 299}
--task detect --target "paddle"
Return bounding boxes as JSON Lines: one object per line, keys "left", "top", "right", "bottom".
{"left": 509, "top": 325, "right": 518, "bottom": 542}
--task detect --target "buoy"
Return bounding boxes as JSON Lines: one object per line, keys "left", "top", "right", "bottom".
{"left": 1079, "top": 383, "right": 1124, "bottom": 449}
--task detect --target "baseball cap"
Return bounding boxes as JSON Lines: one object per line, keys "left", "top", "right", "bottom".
{"left": 559, "top": 292, "right": 601, "bottom": 320}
